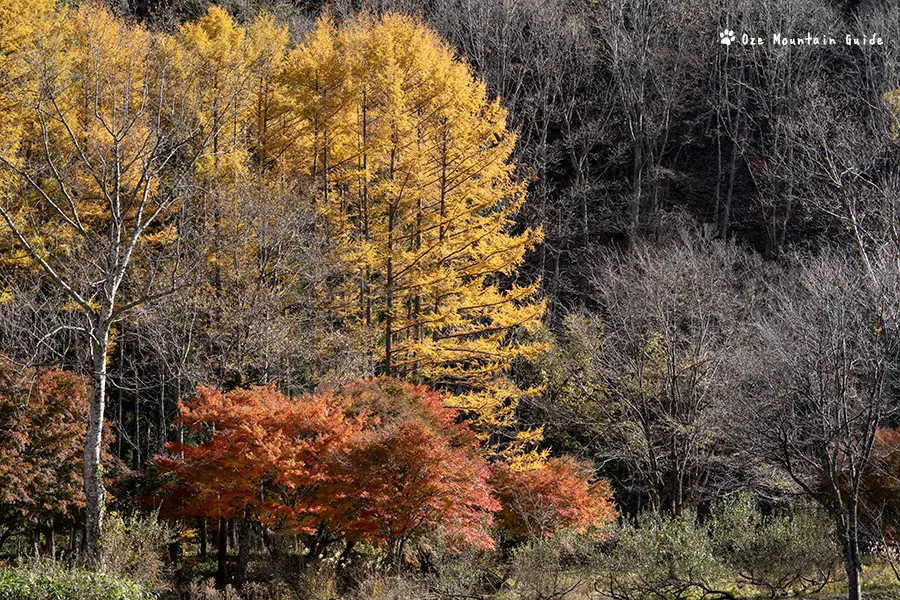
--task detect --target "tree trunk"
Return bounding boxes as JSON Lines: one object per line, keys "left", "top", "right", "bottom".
{"left": 43, "top": 521, "right": 54, "bottom": 559}
{"left": 337, "top": 540, "right": 355, "bottom": 570}
{"left": 845, "top": 555, "right": 861, "bottom": 600}
{"left": 83, "top": 322, "right": 110, "bottom": 561}
{"left": 262, "top": 528, "right": 280, "bottom": 559}
{"left": 216, "top": 517, "right": 227, "bottom": 587}
{"left": 719, "top": 136, "right": 740, "bottom": 238}
{"left": 235, "top": 516, "right": 251, "bottom": 587}
{"left": 158, "top": 380, "right": 166, "bottom": 453}
{"left": 836, "top": 503, "right": 862, "bottom": 600}
{"left": 846, "top": 496, "right": 863, "bottom": 600}
{"left": 199, "top": 518, "right": 207, "bottom": 559}
{"left": 384, "top": 146, "right": 396, "bottom": 376}
{"left": 67, "top": 526, "right": 76, "bottom": 561}
{"left": 629, "top": 138, "right": 643, "bottom": 247}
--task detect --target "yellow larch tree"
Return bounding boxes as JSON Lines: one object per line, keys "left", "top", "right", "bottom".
{"left": 246, "top": 13, "right": 294, "bottom": 167}
{"left": 281, "top": 14, "right": 547, "bottom": 434}
{"left": 0, "top": 0, "right": 55, "bottom": 206}
{"left": 173, "top": 8, "right": 280, "bottom": 386}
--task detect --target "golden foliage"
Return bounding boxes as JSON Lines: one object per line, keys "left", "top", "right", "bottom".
{"left": 0, "top": 5, "right": 546, "bottom": 452}
{"left": 280, "top": 14, "right": 547, "bottom": 433}
{"left": 886, "top": 89, "right": 900, "bottom": 140}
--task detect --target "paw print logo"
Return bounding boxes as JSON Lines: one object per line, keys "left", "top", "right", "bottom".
{"left": 719, "top": 29, "right": 736, "bottom": 46}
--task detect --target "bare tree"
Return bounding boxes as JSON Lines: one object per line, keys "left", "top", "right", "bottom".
{"left": 0, "top": 10, "right": 220, "bottom": 558}
{"left": 590, "top": 0, "right": 713, "bottom": 246}
{"left": 738, "top": 251, "right": 900, "bottom": 600}
{"left": 535, "top": 220, "right": 760, "bottom": 513}
{"left": 136, "top": 174, "right": 370, "bottom": 399}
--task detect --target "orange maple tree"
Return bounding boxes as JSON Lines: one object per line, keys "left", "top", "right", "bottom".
{"left": 156, "top": 379, "right": 498, "bottom": 556}
{"left": 156, "top": 385, "right": 362, "bottom": 532}
{"left": 320, "top": 380, "right": 498, "bottom": 560}
{"left": 0, "top": 357, "right": 90, "bottom": 544}
{"left": 490, "top": 457, "right": 616, "bottom": 539}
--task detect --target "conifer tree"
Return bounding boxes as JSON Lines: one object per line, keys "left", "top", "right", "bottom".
{"left": 281, "top": 14, "right": 547, "bottom": 432}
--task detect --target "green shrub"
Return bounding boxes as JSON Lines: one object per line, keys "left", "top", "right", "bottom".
{"left": 596, "top": 511, "right": 728, "bottom": 600}
{"left": 510, "top": 535, "right": 597, "bottom": 600}
{"left": 398, "top": 532, "right": 506, "bottom": 600}
{"left": 0, "top": 565, "right": 152, "bottom": 600}
{"left": 710, "top": 495, "right": 841, "bottom": 597}
{"left": 100, "top": 512, "right": 172, "bottom": 586}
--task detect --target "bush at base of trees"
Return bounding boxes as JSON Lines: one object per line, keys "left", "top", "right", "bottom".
{"left": 509, "top": 534, "right": 602, "bottom": 600}
{"left": 597, "top": 511, "right": 727, "bottom": 600}
{"left": 595, "top": 497, "right": 842, "bottom": 600}
{"left": 0, "top": 563, "right": 153, "bottom": 600}
{"left": 710, "top": 495, "right": 841, "bottom": 597}
{"left": 99, "top": 513, "right": 173, "bottom": 589}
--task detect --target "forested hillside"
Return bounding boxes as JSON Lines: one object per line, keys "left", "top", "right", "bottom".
{"left": 2, "top": 0, "right": 900, "bottom": 599}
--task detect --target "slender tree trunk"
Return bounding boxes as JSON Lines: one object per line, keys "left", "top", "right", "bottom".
{"left": 158, "top": 380, "right": 166, "bottom": 453}
{"left": 305, "top": 524, "right": 327, "bottom": 565}
{"left": 235, "top": 515, "right": 251, "bottom": 587}
{"left": 629, "top": 138, "right": 643, "bottom": 247}
{"left": 714, "top": 111, "right": 723, "bottom": 226}
{"left": 216, "top": 517, "right": 227, "bottom": 587}
{"left": 337, "top": 540, "right": 355, "bottom": 570}
{"left": 844, "top": 549, "right": 862, "bottom": 600}
{"left": 720, "top": 130, "right": 741, "bottom": 238}
{"left": 846, "top": 495, "right": 863, "bottom": 600}
{"left": 83, "top": 319, "right": 111, "bottom": 561}
{"left": 134, "top": 383, "right": 141, "bottom": 470}
{"left": 168, "top": 536, "right": 181, "bottom": 568}
{"left": 385, "top": 146, "right": 396, "bottom": 376}
{"left": 199, "top": 518, "right": 207, "bottom": 559}
{"left": 44, "top": 520, "right": 54, "bottom": 560}
{"left": 67, "top": 526, "right": 76, "bottom": 561}
{"left": 117, "top": 338, "right": 124, "bottom": 459}
{"left": 262, "top": 527, "right": 280, "bottom": 559}
{"left": 835, "top": 503, "right": 862, "bottom": 600}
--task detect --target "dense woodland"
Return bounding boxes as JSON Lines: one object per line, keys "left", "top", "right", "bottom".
{"left": 3, "top": 0, "right": 900, "bottom": 599}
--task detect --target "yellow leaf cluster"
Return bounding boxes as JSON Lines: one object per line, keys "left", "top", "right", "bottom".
{"left": 278, "top": 14, "right": 547, "bottom": 431}
{"left": 886, "top": 89, "right": 900, "bottom": 140}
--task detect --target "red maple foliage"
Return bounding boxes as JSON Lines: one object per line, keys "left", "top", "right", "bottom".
{"left": 0, "top": 357, "right": 90, "bottom": 543}
{"left": 157, "top": 384, "right": 363, "bottom": 531}
{"left": 322, "top": 380, "right": 498, "bottom": 557}
{"left": 490, "top": 457, "right": 616, "bottom": 539}
{"left": 155, "top": 379, "right": 498, "bottom": 554}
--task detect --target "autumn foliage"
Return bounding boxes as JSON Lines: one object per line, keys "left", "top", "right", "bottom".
{"left": 490, "top": 457, "right": 616, "bottom": 540}
{"left": 156, "top": 378, "right": 614, "bottom": 557}
{"left": 156, "top": 385, "right": 363, "bottom": 530}
{"left": 156, "top": 379, "right": 499, "bottom": 555}
{"left": 280, "top": 14, "right": 547, "bottom": 433}
{"left": 0, "top": 357, "right": 89, "bottom": 543}
{"left": 321, "top": 380, "right": 498, "bottom": 555}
